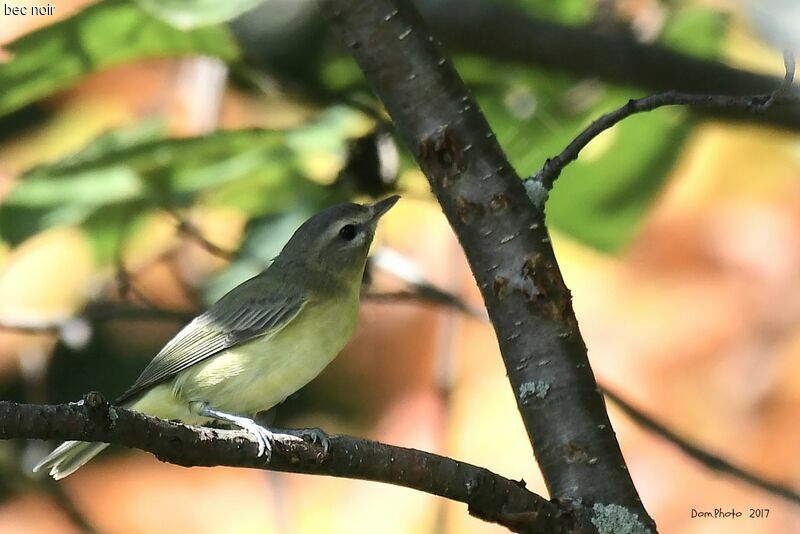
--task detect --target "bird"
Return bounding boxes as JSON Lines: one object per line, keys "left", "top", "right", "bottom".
{"left": 35, "top": 195, "right": 400, "bottom": 480}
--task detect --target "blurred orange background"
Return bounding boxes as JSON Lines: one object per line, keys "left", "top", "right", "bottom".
{"left": 1, "top": 1, "right": 799, "bottom": 533}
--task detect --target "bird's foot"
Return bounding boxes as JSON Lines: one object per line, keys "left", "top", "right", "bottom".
{"left": 238, "top": 418, "right": 275, "bottom": 459}
{"left": 196, "top": 403, "right": 276, "bottom": 460}
{"left": 283, "top": 427, "right": 331, "bottom": 454}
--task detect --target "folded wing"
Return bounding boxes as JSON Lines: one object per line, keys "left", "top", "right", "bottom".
{"left": 115, "top": 276, "right": 307, "bottom": 404}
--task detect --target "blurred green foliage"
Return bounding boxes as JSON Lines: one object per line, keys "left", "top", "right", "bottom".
{"left": 0, "top": 0, "right": 736, "bottom": 460}
{"left": 457, "top": 2, "right": 727, "bottom": 249}
{"left": 0, "top": 0, "right": 728, "bottom": 261}
{"left": 660, "top": 5, "right": 727, "bottom": 57}
{"left": 0, "top": 0, "right": 238, "bottom": 117}
{"left": 134, "top": 0, "right": 264, "bottom": 29}
{"left": 500, "top": 0, "right": 591, "bottom": 25}
{"left": 1, "top": 108, "right": 362, "bottom": 263}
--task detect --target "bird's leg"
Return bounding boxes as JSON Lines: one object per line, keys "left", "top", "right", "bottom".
{"left": 191, "top": 402, "right": 277, "bottom": 459}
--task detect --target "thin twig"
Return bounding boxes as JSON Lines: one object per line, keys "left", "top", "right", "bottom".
{"left": 367, "top": 249, "right": 487, "bottom": 318}
{"left": 364, "top": 290, "right": 485, "bottom": 320}
{"left": 0, "top": 286, "right": 480, "bottom": 335}
{"left": 114, "top": 241, "right": 161, "bottom": 311}
{"left": 419, "top": 0, "right": 800, "bottom": 131}
{"left": 42, "top": 478, "right": 100, "bottom": 533}
{"left": 529, "top": 51, "right": 798, "bottom": 192}
{"left": 170, "top": 210, "right": 237, "bottom": 261}
{"left": 759, "top": 50, "right": 795, "bottom": 110}
{"left": 603, "top": 387, "right": 800, "bottom": 506}
{"left": 0, "top": 304, "right": 191, "bottom": 335}
{"left": 0, "top": 451, "right": 100, "bottom": 533}
{"left": 232, "top": 63, "right": 390, "bottom": 127}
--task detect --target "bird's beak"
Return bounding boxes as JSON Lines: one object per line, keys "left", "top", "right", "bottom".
{"left": 368, "top": 195, "right": 400, "bottom": 222}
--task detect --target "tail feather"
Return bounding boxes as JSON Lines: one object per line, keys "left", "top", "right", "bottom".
{"left": 33, "top": 441, "right": 109, "bottom": 480}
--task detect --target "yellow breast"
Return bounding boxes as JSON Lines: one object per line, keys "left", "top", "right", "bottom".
{"left": 166, "top": 292, "right": 360, "bottom": 417}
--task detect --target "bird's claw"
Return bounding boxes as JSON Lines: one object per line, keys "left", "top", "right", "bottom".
{"left": 242, "top": 421, "right": 274, "bottom": 460}
{"left": 285, "top": 427, "right": 331, "bottom": 454}
{"left": 195, "top": 403, "right": 277, "bottom": 460}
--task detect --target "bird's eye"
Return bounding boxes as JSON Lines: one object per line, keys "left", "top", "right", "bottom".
{"left": 339, "top": 224, "right": 357, "bottom": 241}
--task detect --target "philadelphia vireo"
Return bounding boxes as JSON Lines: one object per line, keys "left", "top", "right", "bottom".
{"left": 35, "top": 195, "right": 400, "bottom": 479}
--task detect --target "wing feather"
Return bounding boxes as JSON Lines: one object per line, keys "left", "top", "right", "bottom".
{"left": 115, "top": 278, "right": 306, "bottom": 404}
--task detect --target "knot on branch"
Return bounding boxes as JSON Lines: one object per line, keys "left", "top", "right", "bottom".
{"left": 455, "top": 195, "right": 486, "bottom": 224}
{"left": 417, "top": 125, "right": 467, "bottom": 189}
{"left": 79, "top": 391, "right": 118, "bottom": 430}
{"left": 520, "top": 253, "right": 578, "bottom": 329}
{"left": 561, "top": 441, "right": 599, "bottom": 466}
{"left": 83, "top": 390, "right": 108, "bottom": 411}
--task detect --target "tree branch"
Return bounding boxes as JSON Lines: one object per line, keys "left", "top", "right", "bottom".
{"left": 0, "top": 396, "right": 575, "bottom": 533}
{"left": 41, "top": 476, "right": 101, "bottom": 533}
{"left": 603, "top": 388, "right": 800, "bottom": 507}
{"left": 0, "top": 304, "right": 191, "bottom": 335}
{"left": 316, "top": 0, "right": 655, "bottom": 530}
{"left": 169, "top": 210, "right": 238, "bottom": 261}
{"left": 0, "top": 286, "right": 478, "bottom": 337}
{"left": 364, "top": 290, "right": 485, "bottom": 320}
{"left": 529, "top": 51, "right": 798, "bottom": 192}
{"left": 420, "top": 0, "right": 800, "bottom": 132}
{"left": 0, "top": 450, "right": 100, "bottom": 533}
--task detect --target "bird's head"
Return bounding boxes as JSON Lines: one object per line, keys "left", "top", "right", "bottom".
{"left": 273, "top": 195, "right": 400, "bottom": 288}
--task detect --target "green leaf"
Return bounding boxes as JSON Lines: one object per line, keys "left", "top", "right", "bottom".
{"left": 545, "top": 105, "right": 688, "bottom": 251}
{"left": 82, "top": 202, "right": 150, "bottom": 264}
{"left": 319, "top": 55, "right": 368, "bottom": 93}
{"left": 26, "top": 129, "right": 280, "bottom": 178}
{"left": 500, "top": 0, "right": 591, "bottom": 25}
{"left": 135, "top": 0, "right": 263, "bottom": 29}
{"left": 659, "top": 6, "right": 728, "bottom": 58}
{"left": 6, "top": 166, "right": 143, "bottom": 208}
{"left": 1, "top": 128, "right": 287, "bottom": 242}
{"left": 0, "top": 0, "right": 239, "bottom": 118}
{"left": 1, "top": 105, "right": 366, "bottom": 252}
{"left": 458, "top": 57, "right": 690, "bottom": 251}
{"left": 56, "top": 118, "right": 167, "bottom": 168}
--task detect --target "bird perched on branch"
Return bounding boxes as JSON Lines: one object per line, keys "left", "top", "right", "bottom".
{"left": 35, "top": 195, "right": 400, "bottom": 479}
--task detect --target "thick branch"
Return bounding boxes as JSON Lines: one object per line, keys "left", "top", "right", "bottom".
{"left": 421, "top": 0, "right": 800, "bottom": 131}
{"left": 0, "top": 397, "right": 573, "bottom": 533}
{"left": 317, "top": 0, "right": 655, "bottom": 530}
